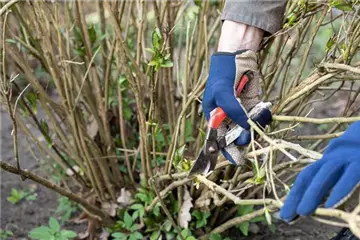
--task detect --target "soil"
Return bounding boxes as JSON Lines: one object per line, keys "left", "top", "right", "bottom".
{"left": 0, "top": 109, "right": 87, "bottom": 239}
{"left": 0, "top": 89, "right": 356, "bottom": 239}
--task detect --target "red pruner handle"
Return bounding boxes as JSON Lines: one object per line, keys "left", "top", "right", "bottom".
{"left": 236, "top": 72, "right": 250, "bottom": 97}
{"left": 208, "top": 107, "right": 227, "bottom": 128}
{"left": 208, "top": 73, "right": 251, "bottom": 129}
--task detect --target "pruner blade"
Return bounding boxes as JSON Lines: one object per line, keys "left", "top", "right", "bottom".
{"left": 187, "top": 147, "right": 218, "bottom": 178}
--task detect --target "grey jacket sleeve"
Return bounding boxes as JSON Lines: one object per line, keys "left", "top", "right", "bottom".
{"left": 221, "top": 0, "right": 287, "bottom": 35}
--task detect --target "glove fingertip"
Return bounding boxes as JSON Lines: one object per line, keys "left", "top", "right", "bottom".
{"left": 235, "top": 130, "right": 251, "bottom": 146}
{"left": 252, "top": 107, "right": 272, "bottom": 128}
{"left": 324, "top": 199, "right": 337, "bottom": 209}
{"left": 296, "top": 203, "right": 316, "bottom": 217}
{"left": 279, "top": 203, "right": 298, "bottom": 222}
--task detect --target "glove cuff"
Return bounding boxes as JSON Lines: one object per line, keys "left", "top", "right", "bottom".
{"left": 212, "top": 49, "right": 249, "bottom": 56}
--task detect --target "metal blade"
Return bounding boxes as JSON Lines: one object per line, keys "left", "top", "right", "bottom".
{"left": 187, "top": 147, "right": 217, "bottom": 178}
{"left": 224, "top": 125, "right": 244, "bottom": 146}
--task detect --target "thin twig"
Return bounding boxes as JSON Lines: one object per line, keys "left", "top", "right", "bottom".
{"left": 0, "top": 0, "right": 19, "bottom": 16}
{"left": 0, "top": 161, "right": 113, "bottom": 225}
{"left": 273, "top": 115, "right": 360, "bottom": 124}
{"left": 151, "top": 179, "right": 184, "bottom": 240}
{"left": 73, "top": 46, "right": 101, "bottom": 110}
{"left": 287, "top": 132, "right": 344, "bottom": 140}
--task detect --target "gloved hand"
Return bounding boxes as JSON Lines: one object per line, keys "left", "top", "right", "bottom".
{"left": 280, "top": 121, "right": 360, "bottom": 221}
{"left": 202, "top": 50, "right": 272, "bottom": 165}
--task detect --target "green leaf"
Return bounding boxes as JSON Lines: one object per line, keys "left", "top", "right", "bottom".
{"left": 196, "top": 219, "right": 205, "bottom": 228}
{"left": 130, "top": 224, "right": 139, "bottom": 232}
{"left": 237, "top": 205, "right": 254, "bottom": 216}
{"left": 145, "top": 48, "right": 155, "bottom": 54}
{"left": 186, "top": 237, "right": 196, "bottom": 240}
{"left": 265, "top": 209, "right": 272, "bottom": 226}
{"left": 245, "top": 178, "right": 255, "bottom": 184}
{"left": 160, "top": 60, "right": 173, "bottom": 68}
{"left": 26, "top": 193, "right": 37, "bottom": 201}
{"left": 49, "top": 217, "right": 60, "bottom": 232}
{"left": 238, "top": 222, "right": 249, "bottom": 236}
{"left": 29, "top": 226, "right": 51, "bottom": 239}
{"left": 164, "top": 53, "right": 171, "bottom": 60}
{"left": 60, "top": 230, "right": 77, "bottom": 238}
{"left": 139, "top": 208, "right": 145, "bottom": 219}
{"left": 194, "top": 0, "right": 201, "bottom": 7}
{"left": 173, "top": 145, "right": 186, "bottom": 168}
{"left": 153, "top": 203, "right": 160, "bottom": 216}
{"left": 163, "top": 219, "right": 172, "bottom": 232}
{"left": 148, "top": 60, "right": 158, "bottom": 66}
{"left": 7, "top": 196, "right": 19, "bottom": 204}
{"left": 150, "top": 231, "right": 161, "bottom": 240}
{"left": 112, "top": 232, "right": 127, "bottom": 239}
{"left": 130, "top": 204, "right": 144, "bottom": 210}
{"left": 209, "top": 233, "right": 222, "bottom": 240}
{"left": 11, "top": 188, "right": 19, "bottom": 197}
{"left": 250, "top": 215, "right": 265, "bottom": 223}
{"left": 26, "top": 92, "right": 38, "bottom": 114}
{"left": 124, "top": 212, "right": 133, "bottom": 229}
{"left": 132, "top": 211, "right": 139, "bottom": 221}
{"left": 180, "top": 229, "right": 189, "bottom": 238}
{"left": 6, "top": 39, "right": 18, "bottom": 44}
{"left": 132, "top": 232, "right": 143, "bottom": 239}
{"left": 88, "top": 25, "right": 97, "bottom": 44}
{"left": 152, "top": 28, "right": 162, "bottom": 50}
{"left": 166, "top": 232, "right": 176, "bottom": 240}
{"left": 123, "top": 107, "right": 132, "bottom": 121}
{"left": 40, "top": 119, "right": 49, "bottom": 137}
{"left": 135, "top": 193, "right": 149, "bottom": 203}
{"left": 118, "top": 76, "right": 128, "bottom": 87}
{"left": 331, "top": 0, "right": 354, "bottom": 11}
{"left": 192, "top": 210, "right": 202, "bottom": 219}
{"left": 257, "top": 168, "right": 266, "bottom": 179}
{"left": 326, "top": 37, "right": 335, "bottom": 52}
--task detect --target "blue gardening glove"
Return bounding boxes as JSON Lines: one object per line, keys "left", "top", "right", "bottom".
{"left": 280, "top": 121, "right": 360, "bottom": 221}
{"left": 202, "top": 50, "right": 272, "bottom": 165}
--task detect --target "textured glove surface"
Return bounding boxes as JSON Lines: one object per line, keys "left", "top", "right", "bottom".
{"left": 280, "top": 121, "right": 360, "bottom": 221}
{"left": 202, "top": 50, "right": 272, "bottom": 165}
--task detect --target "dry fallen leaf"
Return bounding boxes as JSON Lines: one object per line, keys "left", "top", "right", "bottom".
{"left": 179, "top": 187, "right": 193, "bottom": 228}
{"left": 99, "top": 229, "right": 110, "bottom": 240}
{"left": 86, "top": 115, "right": 98, "bottom": 139}
{"left": 101, "top": 202, "right": 118, "bottom": 217}
{"left": 117, "top": 188, "right": 132, "bottom": 207}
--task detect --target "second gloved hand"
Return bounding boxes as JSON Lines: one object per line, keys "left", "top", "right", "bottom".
{"left": 280, "top": 121, "right": 360, "bottom": 222}
{"left": 202, "top": 50, "right": 272, "bottom": 165}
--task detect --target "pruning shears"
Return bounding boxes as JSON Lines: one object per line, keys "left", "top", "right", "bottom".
{"left": 187, "top": 72, "right": 253, "bottom": 178}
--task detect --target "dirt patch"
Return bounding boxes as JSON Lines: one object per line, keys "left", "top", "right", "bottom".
{"left": 0, "top": 110, "right": 86, "bottom": 239}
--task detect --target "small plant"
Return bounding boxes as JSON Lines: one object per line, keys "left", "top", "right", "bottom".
{"left": 147, "top": 28, "right": 173, "bottom": 71}
{"left": 209, "top": 233, "right": 231, "bottom": 240}
{"left": 176, "top": 229, "right": 196, "bottom": 240}
{"left": 192, "top": 210, "right": 211, "bottom": 229}
{"left": 111, "top": 211, "right": 143, "bottom": 240}
{"left": 55, "top": 197, "right": 79, "bottom": 224}
{"left": 7, "top": 187, "right": 37, "bottom": 204}
{"left": 236, "top": 205, "right": 276, "bottom": 236}
{"left": 28, "top": 217, "right": 77, "bottom": 240}
{"left": 0, "top": 229, "right": 14, "bottom": 239}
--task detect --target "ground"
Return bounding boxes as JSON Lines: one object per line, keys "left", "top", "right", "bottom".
{"left": 0, "top": 101, "right": 347, "bottom": 239}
